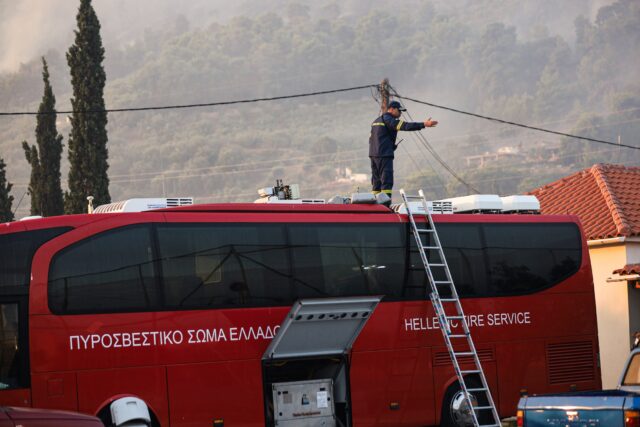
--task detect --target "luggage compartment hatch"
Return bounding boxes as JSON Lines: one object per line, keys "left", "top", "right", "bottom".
{"left": 263, "top": 296, "right": 382, "bottom": 360}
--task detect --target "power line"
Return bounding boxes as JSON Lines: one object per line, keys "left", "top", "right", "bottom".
{"left": 393, "top": 92, "right": 640, "bottom": 151}
{"left": 0, "top": 84, "right": 378, "bottom": 116}
{"left": 387, "top": 85, "right": 480, "bottom": 193}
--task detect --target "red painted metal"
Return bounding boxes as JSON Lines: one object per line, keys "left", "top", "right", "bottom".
{"left": 0, "top": 205, "right": 599, "bottom": 426}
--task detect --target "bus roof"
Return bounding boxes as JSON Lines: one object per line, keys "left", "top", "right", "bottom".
{"left": 1, "top": 202, "right": 582, "bottom": 236}
{"left": 151, "top": 203, "right": 392, "bottom": 214}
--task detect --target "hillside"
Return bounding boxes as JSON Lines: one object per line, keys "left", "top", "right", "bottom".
{"left": 0, "top": 0, "right": 638, "bottom": 216}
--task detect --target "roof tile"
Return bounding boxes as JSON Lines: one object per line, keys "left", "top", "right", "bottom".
{"left": 613, "top": 264, "right": 640, "bottom": 275}
{"left": 529, "top": 164, "right": 640, "bottom": 240}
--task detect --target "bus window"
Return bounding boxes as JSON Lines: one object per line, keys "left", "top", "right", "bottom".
{"left": 432, "top": 222, "right": 582, "bottom": 297}
{"left": 48, "top": 225, "right": 159, "bottom": 314}
{"left": 0, "top": 228, "right": 71, "bottom": 292}
{"left": 156, "top": 223, "right": 290, "bottom": 309}
{"left": 288, "top": 223, "right": 405, "bottom": 299}
{"left": 483, "top": 223, "right": 580, "bottom": 295}
{"left": 0, "top": 304, "right": 19, "bottom": 389}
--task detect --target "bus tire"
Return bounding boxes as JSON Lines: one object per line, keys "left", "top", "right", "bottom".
{"left": 440, "top": 377, "right": 490, "bottom": 427}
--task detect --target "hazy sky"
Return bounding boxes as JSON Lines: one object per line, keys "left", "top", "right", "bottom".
{"left": 0, "top": 0, "right": 614, "bottom": 73}
{"left": 0, "top": 0, "right": 238, "bottom": 72}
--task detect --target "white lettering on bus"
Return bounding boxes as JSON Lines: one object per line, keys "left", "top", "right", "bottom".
{"left": 403, "top": 312, "right": 531, "bottom": 332}
{"left": 69, "top": 325, "right": 280, "bottom": 350}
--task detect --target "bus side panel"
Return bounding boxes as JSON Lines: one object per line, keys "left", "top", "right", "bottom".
{"left": 495, "top": 339, "right": 546, "bottom": 415}
{"left": 31, "top": 371, "right": 78, "bottom": 411}
{"left": 76, "top": 366, "right": 169, "bottom": 424}
{"left": 167, "top": 359, "right": 264, "bottom": 426}
{"left": 0, "top": 389, "right": 31, "bottom": 407}
{"left": 350, "top": 348, "right": 435, "bottom": 426}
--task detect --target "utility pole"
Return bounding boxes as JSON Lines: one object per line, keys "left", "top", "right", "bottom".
{"left": 618, "top": 134, "right": 622, "bottom": 160}
{"left": 380, "top": 78, "right": 389, "bottom": 114}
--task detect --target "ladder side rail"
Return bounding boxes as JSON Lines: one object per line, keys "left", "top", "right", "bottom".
{"left": 401, "top": 191, "right": 452, "bottom": 334}
{"left": 403, "top": 189, "right": 501, "bottom": 426}
{"left": 402, "top": 190, "right": 481, "bottom": 425}
{"left": 418, "top": 189, "right": 462, "bottom": 302}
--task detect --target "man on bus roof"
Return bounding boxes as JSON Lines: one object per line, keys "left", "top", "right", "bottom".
{"left": 369, "top": 100, "right": 438, "bottom": 204}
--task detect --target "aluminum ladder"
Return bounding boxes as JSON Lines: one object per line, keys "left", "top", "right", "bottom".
{"left": 400, "top": 189, "right": 500, "bottom": 427}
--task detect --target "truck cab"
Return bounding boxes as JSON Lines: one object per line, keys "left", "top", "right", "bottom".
{"left": 517, "top": 348, "right": 640, "bottom": 426}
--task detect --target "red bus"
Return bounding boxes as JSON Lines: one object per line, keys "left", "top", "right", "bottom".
{"left": 0, "top": 200, "right": 599, "bottom": 426}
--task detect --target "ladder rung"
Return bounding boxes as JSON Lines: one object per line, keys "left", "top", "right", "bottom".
{"left": 403, "top": 191, "right": 499, "bottom": 424}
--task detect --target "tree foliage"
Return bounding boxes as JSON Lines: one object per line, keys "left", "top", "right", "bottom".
{"left": 0, "top": 158, "right": 13, "bottom": 222}
{"left": 65, "top": 0, "right": 109, "bottom": 214}
{"left": 22, "top": 58, "right": 64, "bottom": 216}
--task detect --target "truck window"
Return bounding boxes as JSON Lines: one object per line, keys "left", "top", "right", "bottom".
{"left": 623, "top": 354, "right": 640, "bottom": 385}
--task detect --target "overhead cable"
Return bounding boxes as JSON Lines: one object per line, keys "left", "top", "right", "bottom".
{"left": 393, "top": 92, "right": 640, "bottom": 151}
{"left": 387, "top": 85, "right": 480, "bottom": 194}
{"left": 0, "top": 84, "right": 378, "bottom": 116}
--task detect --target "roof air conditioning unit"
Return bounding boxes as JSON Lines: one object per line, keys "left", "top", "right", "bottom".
{"left": 500, "top": 195, "right": 540, "bottom": 213}
{"left": 442, "top": 194, "right": 503, "bottom": 213}
{"left": 93, "top": 197, "right": 193, "bottom": 213}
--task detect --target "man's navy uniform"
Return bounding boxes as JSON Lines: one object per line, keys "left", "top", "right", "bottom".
{"left": 369, "top": 101, "right": 426, "bottom": 200}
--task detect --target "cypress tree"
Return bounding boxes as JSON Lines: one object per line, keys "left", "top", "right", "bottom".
{"left": 22, "top": 142, "right": 42, "bottom": 215}
{"left": 0, "top": 158, "right": 14, "bottom": 223}
{"left": 65, "top": 0, "right": 110, "bottom": 214}
{"left": 22, "top": 58, "right": 64, "bottom": 216}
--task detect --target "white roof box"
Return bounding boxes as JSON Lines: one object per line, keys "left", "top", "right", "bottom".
{"left": 393, "top": 200, "right": 453, "bottom": 215}
{"left": 93, "top": 197, "right": 193, "bottom": 213}
{"left": 443, "top": 194, "right": 503, "bottom": 213}
{"left": 500, "top": 195, "right": 540, "bottom": 213}
{"left": 254, "top": 197, "right": 325, "bottom": 204}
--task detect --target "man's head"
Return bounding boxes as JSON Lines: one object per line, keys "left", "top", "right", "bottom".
{"left": 387, "top": 100, "right": 406, "bottom": 118}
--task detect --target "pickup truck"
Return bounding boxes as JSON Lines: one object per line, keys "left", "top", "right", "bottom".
{"left": 517, "top": 348, "right": 640, "bottom": 426}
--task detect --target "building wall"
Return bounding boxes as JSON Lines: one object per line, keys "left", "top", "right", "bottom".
{"left": 588, "top": 242, "right": 630, "bottom": 388}
{"left": 625, "top": 242, "right": 640, "bottom": 353}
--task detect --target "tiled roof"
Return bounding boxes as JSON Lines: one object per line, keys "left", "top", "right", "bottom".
{"left": 529, "top": 164, "right": 640, "bottom": 240}
{"left": 613, "top": 264, "right": 640, "bottom": 275}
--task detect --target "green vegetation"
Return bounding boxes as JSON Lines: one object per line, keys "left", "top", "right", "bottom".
{"left": 22, "top": 58, "right": 64, "bottom": 216}
{"left": 0, "top": 158, "right": 13, "bottom": 222}
{"left": 0, "top": 0, "right": 638, "bottom": 217}
{"left": 65, "top": 0, "right": 109, "bottom": 213}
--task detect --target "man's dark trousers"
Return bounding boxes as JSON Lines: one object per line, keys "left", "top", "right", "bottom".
{"left": 370, "top": 157, "right": 393, "bottom": 199}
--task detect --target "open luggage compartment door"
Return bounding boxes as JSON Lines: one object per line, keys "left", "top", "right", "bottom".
{"left": 262, "top": 296, "right": 382, "bottom": 427}
{"left": 263, "top": 296, "right": 382, "bottom": 360}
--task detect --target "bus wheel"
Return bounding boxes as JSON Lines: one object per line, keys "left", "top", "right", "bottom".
{"left": 440, "top": 377, "right": 489, "bottom": 427}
